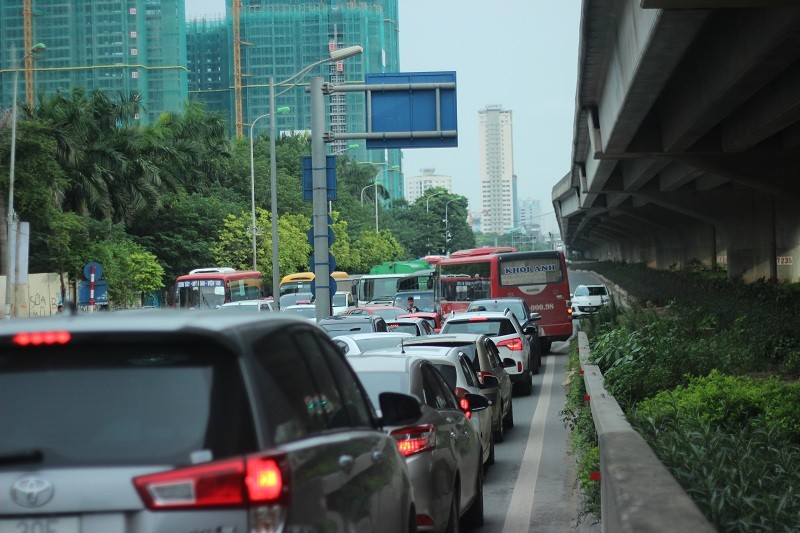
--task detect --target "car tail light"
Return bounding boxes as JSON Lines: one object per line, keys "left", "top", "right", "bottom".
{"left": 468, "top": 317, "right": 488, "bottom": 322}
{"left": 454, "top": 386, "right": 469, "bottom": 398}
{"left": 391, "top": 424, "right": 436, "bottom": 457}
{"left": 133, "top": 454, "right": 288, "bottom": 510}
{"left": 13, "top": 331, "right": 71, "bottom": 346}
{"left": 417, "top": 514, "right": 435, "bottom": 527}
{"left": 458, "top": 396, "right": 472, "bottom": 419}
{"left": 477, "top": 371, "right": 494, "bottom": 386}
{"left": 496, "top": 337, "right": 523, "bottom": 351}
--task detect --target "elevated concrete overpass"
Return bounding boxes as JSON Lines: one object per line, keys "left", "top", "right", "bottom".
{"left": 553, "top": 1, "right": 800, "bottom": 282}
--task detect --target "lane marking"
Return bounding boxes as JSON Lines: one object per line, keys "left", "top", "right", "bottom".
{"left": 501, "top": 358, "right": 556, "bottom": 533}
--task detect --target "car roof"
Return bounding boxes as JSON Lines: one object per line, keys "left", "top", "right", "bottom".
{"left": 361, "top": 346, "right": 456, "bottom": 358}
{"left": 220, "top": 300, "right": 270, "bottom": 307}
{"left": 319, "top": 314, "right": 379, "bottom": 323}
{"left": 402, "top": 333, "right": 485, "bottom": 344}
{"left": 346, "top": 353, "right": 421, "bottom": 373}
{"left": 386, "top": 318, "right": 423, "bottom": 324}
{"left": 0, "top": 310, "right": 317, "bottom": 345}
{"left": 332, "top": 332, "right": 413, "bottom": 341}
{"left": 283, "top": 304, "right": 316, "bottom": 309}
{"left": 471, "top": 297, "right": 524, "bottom": 303}
{"left": 447, "top": 310, "right": 510, "bottom": 320}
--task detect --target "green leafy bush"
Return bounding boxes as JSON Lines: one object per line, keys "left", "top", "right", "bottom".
{"left": 560, "top": 338, "right": 600, "bottom": 523}
{"left": 631, "top": 372, "right": 800, "bottom": 531}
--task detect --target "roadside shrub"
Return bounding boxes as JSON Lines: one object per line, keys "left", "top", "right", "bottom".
{"left": 631, "top": 373, "right": 800, "bottom": 531}
{"left": 560, "top": 338, "right": 600, "bottom": 523}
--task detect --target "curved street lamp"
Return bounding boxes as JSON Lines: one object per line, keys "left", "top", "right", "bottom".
{"left": 5, "top": 42, "right": 45, "bottom": 320}
{"left": 249, "top": 106, "right": 289, "bottom": 272}
{"left": 425, "top": 190, "right": 447, "bottom": 213}
{"left": 268, "top": 46, "right": 362, "bottom": 306}
{"left": 444, "top": 199, "right": 458, "bottom": 255}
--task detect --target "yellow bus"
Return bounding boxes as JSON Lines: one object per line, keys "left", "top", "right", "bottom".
{"left": 279, "top": 271, "right": 355, "bottom": 298}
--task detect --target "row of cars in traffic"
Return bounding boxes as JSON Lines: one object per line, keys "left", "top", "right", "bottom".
{"left": 0, "top": 296, "right": 547, "bottom": 532}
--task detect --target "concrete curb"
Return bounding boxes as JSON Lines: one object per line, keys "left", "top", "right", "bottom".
{"left": 578, "top": 332, "right": 715, "bottom": 533}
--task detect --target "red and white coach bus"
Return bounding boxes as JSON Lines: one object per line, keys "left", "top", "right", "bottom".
{"left": 437, "top": 248, "right": 572, "bottom": 353}
{"left": 175, "top": 267, "right": 265, "bottom": 309}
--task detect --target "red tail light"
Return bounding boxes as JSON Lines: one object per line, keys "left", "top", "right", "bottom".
{"left": 391, "top": 424, "right": 435, "bottom": 457}
{"left": 454, "top": 386, "right": 469, "bottom": 398}
{"left": 468, "top": 317, "right": 488, "bottom": 322}
{"left": 13, "top": 331, "right": 71, "bottom": 346}
{"left": 496, "top": 337, "right": 523, "bottom": 351}
{"left": 417, "top": 514, "right": 435, "bottom": 527}
{"left": 458, "top": 397, "right": 472, "bottom": 419}
{"left": 133, "top": 454, "right": 288, "bottom": 510}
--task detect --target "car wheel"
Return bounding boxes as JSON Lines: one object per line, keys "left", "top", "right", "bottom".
{"left": 531, "top": 341, "right": 542, "bottom": 374}
{"left": 408, "top": 506, "right": 417, "bottom": 533}
{"left": 462, "top": 456, "right": 485, "bottom": 527}
{"left": 493, "top": 403, "right": 505, "bottom": 443}
{"left": 540, "top": 339, "right": 552, "bottom": 354}
{"left": 445, "top": 483, "right": 460, "bottom": 533}
{"left": 486, "top": 434, "right": 495, "bottom": 467}
{"left": 503, "top": 398, "right": 514, "bottom": 430}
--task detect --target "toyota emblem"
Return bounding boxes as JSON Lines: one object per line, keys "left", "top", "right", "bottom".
{"left": 11, "top": 477, "right": 54, "bottom": 508}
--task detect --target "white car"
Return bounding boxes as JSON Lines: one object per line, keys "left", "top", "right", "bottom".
{"left": 332, "top": 291, "right": 356, "bottom": 315}
{"left": 332, "top": 332, "right": 414, "bottom": 356}
{"left": 217, "top": 299, "right": 275, "bottom": 313}
{"left": 440, "top": 309, "right": 536, "bottom": 396}
{"left": 281, "top": 304, "right": 317, "bottom": 323}
{"left": 571, "top": 284, "right": 610, "bottom": 317}
{"left": 361, "top": 345, "right": 497, "bottom": 467}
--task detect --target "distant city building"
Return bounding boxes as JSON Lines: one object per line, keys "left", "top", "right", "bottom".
{"left": 404, "top": 169, "right": 453, "bottom": 204}
{"left": 1, "top": 0, "right": 188, "bottom": 124}
{"left": 512, "top": 175, "right": 519, "bottom": 228}
{"left": 187, "top": 0, "right": 405, "bottom": 200}
{"left": 479, "top": 105, "right": 514, "bottom": 234}
{"left": 468, "top": 209, "right": 482, "bottom": 234}
{"left": 519, "top": 198, "right": 543, "bottom": 230}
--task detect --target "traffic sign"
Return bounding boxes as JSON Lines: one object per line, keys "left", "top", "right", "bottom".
{"left": 78, "top": 280, "right": 109, "bottom": 305}
{"left": 310, "top": 276, "right": 337, "bottom": 301}
{"left": 302, "top": 156, "right": 337, "bottom": 201}
{"left": 83, "top": 261, "right": 104, "bottom": 280}
{"left": 307, "top": 225, "right": 335, "bottom": 248}
{"left": 309, "top": 252, "right": 337, "bottom": 275}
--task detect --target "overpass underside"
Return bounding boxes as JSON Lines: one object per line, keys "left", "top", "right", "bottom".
{"left": 554, "top": 1, "right": 800, "bottom": 282}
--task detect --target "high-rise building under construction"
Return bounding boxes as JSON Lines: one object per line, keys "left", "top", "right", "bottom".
{"left": 0, "top": 0, "right": 188, "bottom": 124}
{"left": 187, "top": 0, "right": 404, "bottom": 200}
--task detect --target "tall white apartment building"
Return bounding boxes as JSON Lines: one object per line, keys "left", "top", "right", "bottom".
{"left": 479, "top": 105, "right": 515, "bottom": 234}
{"left": 404, "top": 168, "right": 453, "bottom": 204}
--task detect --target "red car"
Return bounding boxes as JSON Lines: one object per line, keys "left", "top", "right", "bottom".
{"left": 397, "top": 312, "right": 443, "bottom": 333}
{"left": 343, "top": 306, "right": 407, "bottom": 321}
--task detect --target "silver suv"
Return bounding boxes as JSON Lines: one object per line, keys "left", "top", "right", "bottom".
{"left": 0, "top": 311, "right": 421, "bottom": 532}
{"left": 441, "top": 309, "right": 536, "bottom": 395}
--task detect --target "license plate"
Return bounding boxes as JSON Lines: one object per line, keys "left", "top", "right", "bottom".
{"left": 0, "top": 517, "right": 79, "bottom": 533}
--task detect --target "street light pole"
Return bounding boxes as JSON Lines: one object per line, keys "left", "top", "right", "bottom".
{"left": 249, "top": 105, "right": 289, "bottom": 274}
{"left": 267, "top": 46, "right": 361, "bottom": 310}
{"left": 444, "top": 199, "right": 457, "bottom": 256}
{"left": 5, "top": 43, "right": 45, "bottom": 320}
{"left": 425, "top": 190, "right": 446, "bottom": 213}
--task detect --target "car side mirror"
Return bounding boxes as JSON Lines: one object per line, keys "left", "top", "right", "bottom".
{"left": 522, "top": 326, "right": 535, "bottom": 336}
{"left": 378, "top": 392, "right": 422, "bottom": 426}
{"left": 463, "top": 393, "right": 490, "bottom": 412}
{"left": 529, "top": 312, "right": 541, "bottom": 322}
{"left": 479, "top": 375, "right": 500, "bottom": 389}
{"left": 502, "top": 358, "right": 516, "bottom": 368}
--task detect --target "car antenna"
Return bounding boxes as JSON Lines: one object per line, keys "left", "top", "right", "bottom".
{"left": 400, "top": 336, "right": 406, "bottom": 354}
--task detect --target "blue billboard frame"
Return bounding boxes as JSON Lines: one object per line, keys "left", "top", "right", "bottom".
{"left": 365, "top": 71, "right": 457, "bottom": 150}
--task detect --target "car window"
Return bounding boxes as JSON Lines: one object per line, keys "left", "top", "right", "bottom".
{"left": 251, "top": 331, "right": 327, "bottom": 443}
{"left": 574, "top": 286, "right": 589, "bottom": 297}
{"left": 304, "top": 332, "right": 375, "bottom": 428}
{"left": 387, "top": 323, "right": 418, "bottom": 335}
{"left": 498, "top": 319, "right": 516, "bottom": 336}
{"left": 431, "top": 363, "right": 458, "bottom": 391}
{"left": 485, "top": 338, "right": 502, "bottom": 367}
{"left": 353, "top": 336, "right": 409, "bottom": 352}
{"left": 422, "top": 364, "right": 457, "bottom": 410}
{"left": 374, "top": 318, "right": 388, "bottom": 332}
{"left": 429, "top": 366, "right": 459, "bottom": 409}
{"left": 421, "top": 321, "right": 434, "bottom": 334}
{"left": 459, "top": 355, "right": 478, "bottom": 387}
{"left": 589, "top": 286, "right": 608, "bottom": 296}
{"left": 0, "top": 343, "right": 257, "bottom": 467}
{"left": 444, "top": 319, "right": 504, "bottom": 336}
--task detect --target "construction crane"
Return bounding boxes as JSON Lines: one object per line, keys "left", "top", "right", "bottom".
{"left": 232, "top": 0, "right": 243, "bottom": 137}
{"left": 23, "top": 0, "right": 35, "bottom": 109}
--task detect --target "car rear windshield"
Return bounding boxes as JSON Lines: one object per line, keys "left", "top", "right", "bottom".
{"left": 0, "top": 342, "right": 256, "bottom": 468}
{"left": 444, "top": 319, "right": 515, "bottom": 336}
{"left": 355, "top": 372, "right": 410, "bottom": 407}
{"left": 387, "top": 323, "right": 418, "bottom": 335}
{"left": 354, "top": 337, "right": 406, "bottom": 352}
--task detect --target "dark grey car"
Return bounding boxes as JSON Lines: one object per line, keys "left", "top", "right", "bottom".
{"left": 0, "top": 311, "right": 420, "bottom": 532}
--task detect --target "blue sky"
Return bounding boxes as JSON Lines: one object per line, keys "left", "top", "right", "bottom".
{"left": 186, "top": 1, "right": 582, "bottom": 234}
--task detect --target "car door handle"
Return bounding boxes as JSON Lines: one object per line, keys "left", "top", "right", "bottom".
{"left": 450, "top": 430, "right": 458, "bottom": 440}
{"left": 372, "top": 450, "right": 385, "bottom": 462}
{"left": 339, "top": 455, "right": 354, "bottom": 471}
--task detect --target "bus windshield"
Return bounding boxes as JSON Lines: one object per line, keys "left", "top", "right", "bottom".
{"left": 358, "top": 275, "right": 403, "bottom": 304}
{"left": 175, "top": 270, "right": 264, "bottom": 309}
